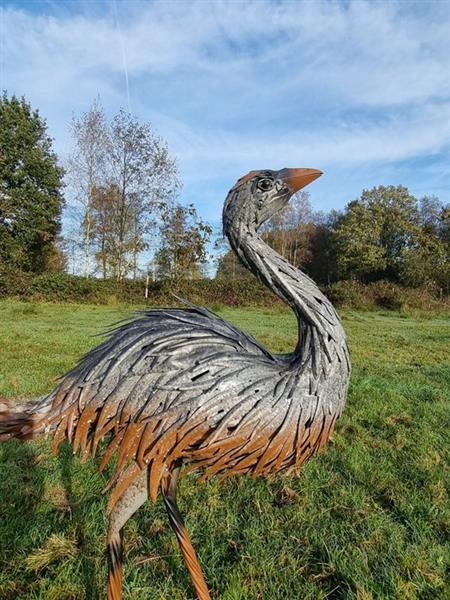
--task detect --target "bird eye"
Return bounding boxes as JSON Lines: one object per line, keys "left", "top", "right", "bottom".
{"left": 257, "top": 178, "right": 273, "bottom": 191}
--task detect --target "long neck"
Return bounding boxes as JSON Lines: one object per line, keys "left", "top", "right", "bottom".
{"left": 225, "top": 219, "right": 345, "bottom": 358}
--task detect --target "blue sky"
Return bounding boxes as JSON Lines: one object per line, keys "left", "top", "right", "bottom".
{"left": 1, "top": 0, "right": 449, "bottom": 233}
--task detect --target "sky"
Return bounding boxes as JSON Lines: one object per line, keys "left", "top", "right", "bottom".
{"left": 1, "top": 0, "right": 450, "bottom": 237}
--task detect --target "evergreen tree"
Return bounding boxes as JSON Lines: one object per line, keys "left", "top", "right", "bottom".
{"left": 0, "top": 93, "right": 65, "bottom": 273}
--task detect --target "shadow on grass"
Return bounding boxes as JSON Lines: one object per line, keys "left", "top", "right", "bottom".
{"left": 58, "top": 441, "right": 102, "bottom": 600}
{"left": 0, "top": 439, "right": 45, "bottom": 599}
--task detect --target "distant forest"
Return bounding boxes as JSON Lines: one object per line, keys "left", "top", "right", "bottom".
{"left": 217, "top": 187, "right": 449, "bottom": 291}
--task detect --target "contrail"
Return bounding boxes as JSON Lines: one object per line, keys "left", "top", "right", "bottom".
{"left": 113, "top": 0, "right": 132, "bottom": 115}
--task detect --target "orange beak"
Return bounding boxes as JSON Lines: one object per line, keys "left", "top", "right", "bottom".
{"left": 278, "top": 168, "right": 323, "bottom": 192}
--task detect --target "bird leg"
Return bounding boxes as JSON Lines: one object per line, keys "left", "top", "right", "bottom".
{"left": 161, "top": 463, "right": 211, "bottom": 600}
{"left": 107, "top": 470, "right": 148, "bottom": 600}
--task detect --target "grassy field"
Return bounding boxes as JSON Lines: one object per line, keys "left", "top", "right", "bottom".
{"left": 0, "top": 300, "right": 449, "bottom": 600}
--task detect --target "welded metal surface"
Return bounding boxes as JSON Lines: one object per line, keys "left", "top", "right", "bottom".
{"left": 0, "top": 168, "right": 350, "bottom": 600}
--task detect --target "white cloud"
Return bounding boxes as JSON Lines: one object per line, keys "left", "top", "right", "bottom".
{"left": 155, "top": 101, "right": 449, "bottom": 178}
{"left": 3, "top": 1, "right": 448, "bottom": 106}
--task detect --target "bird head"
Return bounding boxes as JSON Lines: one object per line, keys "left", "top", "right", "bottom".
{"left": 224, "top": 167, "right": 323, "bottom": 232}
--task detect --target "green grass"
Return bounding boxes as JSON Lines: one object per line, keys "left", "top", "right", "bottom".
{"left": 0, "top": 300, "right": 449, "bottom": 600}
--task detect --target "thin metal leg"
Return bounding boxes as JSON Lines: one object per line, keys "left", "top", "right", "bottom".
{"left": 161, "top": 464, "right": 211, "bottom": 600}
{"left": 107, "top": 471, "right": 148, "bottom": 600}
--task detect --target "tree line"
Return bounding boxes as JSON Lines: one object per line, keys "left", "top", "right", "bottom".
{"left": 216, "top": 187, "right": 449, "bottom": 292}
{"left": 1, "top": 92, "right": 448, "bottom": 293}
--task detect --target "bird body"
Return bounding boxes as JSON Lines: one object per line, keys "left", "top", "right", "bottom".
{"left": 0, "top": 168, "right": 350, "bottom": 600}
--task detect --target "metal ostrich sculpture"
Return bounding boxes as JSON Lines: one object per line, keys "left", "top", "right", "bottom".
{"left": 0, "top": 167, "right": 350, "bottom": 600}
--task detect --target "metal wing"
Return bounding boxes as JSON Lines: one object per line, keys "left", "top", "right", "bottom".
{"left": 44, "top": 307, "right": 280, "bottom": 504}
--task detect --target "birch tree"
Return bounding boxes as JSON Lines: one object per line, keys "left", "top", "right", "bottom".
{"left": 67, "top": 105, "right": 180, "bottom": 279}
{"left": 108, "top": 110, "right": 180, "bottom": 281}
{"left": 67, "top": 99, "right": 109, "bottom": 277}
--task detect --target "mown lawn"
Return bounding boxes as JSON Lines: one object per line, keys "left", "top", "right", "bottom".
{"left": 0, "top": 300, "right": 449, "bottom": 600}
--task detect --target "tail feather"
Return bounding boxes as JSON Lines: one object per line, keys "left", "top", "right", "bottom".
{"left": 0, "top": 396, "right": 51, "bottom": 441}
